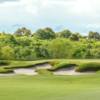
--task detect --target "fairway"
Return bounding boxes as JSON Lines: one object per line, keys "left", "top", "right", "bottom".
{"left": 0, "top": 75, "right": 100, "bottom": 100}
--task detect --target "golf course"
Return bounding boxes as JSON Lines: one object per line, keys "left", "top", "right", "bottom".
{"left": 0, "top": 59, "right": 100, "bottom": 100}
{"left": 1, "top": 0, "right": 100, "bottom": 99}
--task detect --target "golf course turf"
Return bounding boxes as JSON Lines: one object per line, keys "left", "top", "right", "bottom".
{"left": 0, "top": 59, "right": 100, "bottom": 100}
{"left": 0, "top": 75, "right": 100, "bottom": 100}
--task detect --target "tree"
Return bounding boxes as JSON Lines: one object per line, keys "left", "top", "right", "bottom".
{"left": 1, "top": 46, "right": 15, "bottom": 60}
{"left": 47, "top": 38, "right": 73, "bottom": 58}
{"left": 88, "top": 31, "right": 100, "bottom": 40}
{"left": 58, "top": 29, "right": 72, "bottom": 38}
{"left": 70, "top": 33, "right": 79, "bottom": 41}
{"left": 34, "top": 27, "right": 56, "bottom": 39}
{"left": 0, "top": 34, "right": 17, "bottom": 46}
{"left": 14, "top": 27, "right": 31, "bottom": 36}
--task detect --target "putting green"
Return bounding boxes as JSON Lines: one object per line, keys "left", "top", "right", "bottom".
{"left": 0, "top": 75, "right": 100, "bottom": 100}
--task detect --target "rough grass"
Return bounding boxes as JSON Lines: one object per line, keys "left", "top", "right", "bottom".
{"left": 0, "top": 75, "right": 100, "bottom": 100}
{"left": 76, "top": 62, "right": 100, "bottom": 72}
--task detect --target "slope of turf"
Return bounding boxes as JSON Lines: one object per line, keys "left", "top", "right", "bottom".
{"left": 0, "top": 75, "right": 100, "bottom": 100}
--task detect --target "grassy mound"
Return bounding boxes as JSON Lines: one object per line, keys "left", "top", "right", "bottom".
{"left": 5, "top": 61, "right": 49, "bottom": 69}
{"left": 0, "top": 67, "right": 13, "bottom": 73}
{"left": 50, "top": 62, "right": 76, "bottom": 71}
{"left": 76, "top": 62, "right": 100, "bottom": 72}
{"left": 36, "top": 69, "right": 53, "bottom": 75}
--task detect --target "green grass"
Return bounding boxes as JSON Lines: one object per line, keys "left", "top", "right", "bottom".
{"left": 0, "top": 75, "right": 100, "bottom": 100}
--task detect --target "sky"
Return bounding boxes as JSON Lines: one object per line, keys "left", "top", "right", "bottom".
{"left": 0, "top": 0, "right": 100, "bottom": 34}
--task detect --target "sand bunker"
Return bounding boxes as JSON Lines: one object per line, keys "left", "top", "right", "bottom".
{"left": 0, "top": 64, "right": 96, "bottom": 76}
{"left": 53, "top": 67, "right": 95, "bottom": 75}
{"left": 13, "top": 63, "right": 52, "bottom": 75}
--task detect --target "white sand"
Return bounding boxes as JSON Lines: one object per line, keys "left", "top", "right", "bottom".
{"left": 53, "top": 67, "right": 95, "bottom": 75}
{"left": 13, "top": 64, "right": 52, "bottom": 75}
{"left": 14, "top": 68, "right": 38, "bottom": 75}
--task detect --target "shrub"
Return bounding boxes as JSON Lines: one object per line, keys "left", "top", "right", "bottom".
{"left": 76, "top": 62, "right": 100, "bottom": 72}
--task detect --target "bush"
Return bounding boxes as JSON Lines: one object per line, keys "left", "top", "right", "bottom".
{"left": 76, "top": 62, "right": 100, "bottom": 72}
{"left": 50, "top": 62, "right": 76, "bottom": 71}
{"left": 0, "top": 61, "right": 9, "bottom": 66}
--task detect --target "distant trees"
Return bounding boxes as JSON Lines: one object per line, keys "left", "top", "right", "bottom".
{"left": 88, "top": 31, "right": 100, "bottom": 40}
{"left": 34, "top": 27, "right": 56, "bottom": 39}
{"left": 58, "top": 29, "right": 72, "bottom": 38}
{"left": 1, "top": 46, "right": 15, "bottom": 60}
{"left": 47, "top": 38, "right": 73, "bottom": 58}
{"left": 14, "top": 27, "right": 31, "bottom": 36}
{"left": 0, "top": 27, "right": 100, "bottom": 60}
{"left": 70, "top": 33, "right": 80, "bottom": 41}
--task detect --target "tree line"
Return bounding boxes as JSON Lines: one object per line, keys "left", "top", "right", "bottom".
{"left": 0, "top": 27, "right": 100, "bottom": 60}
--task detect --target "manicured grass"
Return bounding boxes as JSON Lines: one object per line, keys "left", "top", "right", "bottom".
{"left": 0, "top": 75, "right": 100, "bottom": 100}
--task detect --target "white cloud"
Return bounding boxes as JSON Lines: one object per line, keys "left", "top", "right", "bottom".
{"left": 0, "top": 0, "right": 100, "bottom": 33}
{"left": 0, "top": 0, "right": 19, "bottom": 3}
{"left": 17, "top": 0, "right": 100, "bottom": 18}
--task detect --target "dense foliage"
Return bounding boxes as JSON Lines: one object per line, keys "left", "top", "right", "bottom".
{"left": 0, "top": 27, "right": 100, "bottom": 60}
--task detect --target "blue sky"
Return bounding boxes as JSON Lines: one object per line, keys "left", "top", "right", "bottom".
{"left": 0, "top": 0, "right": 100, "bottom": 34}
